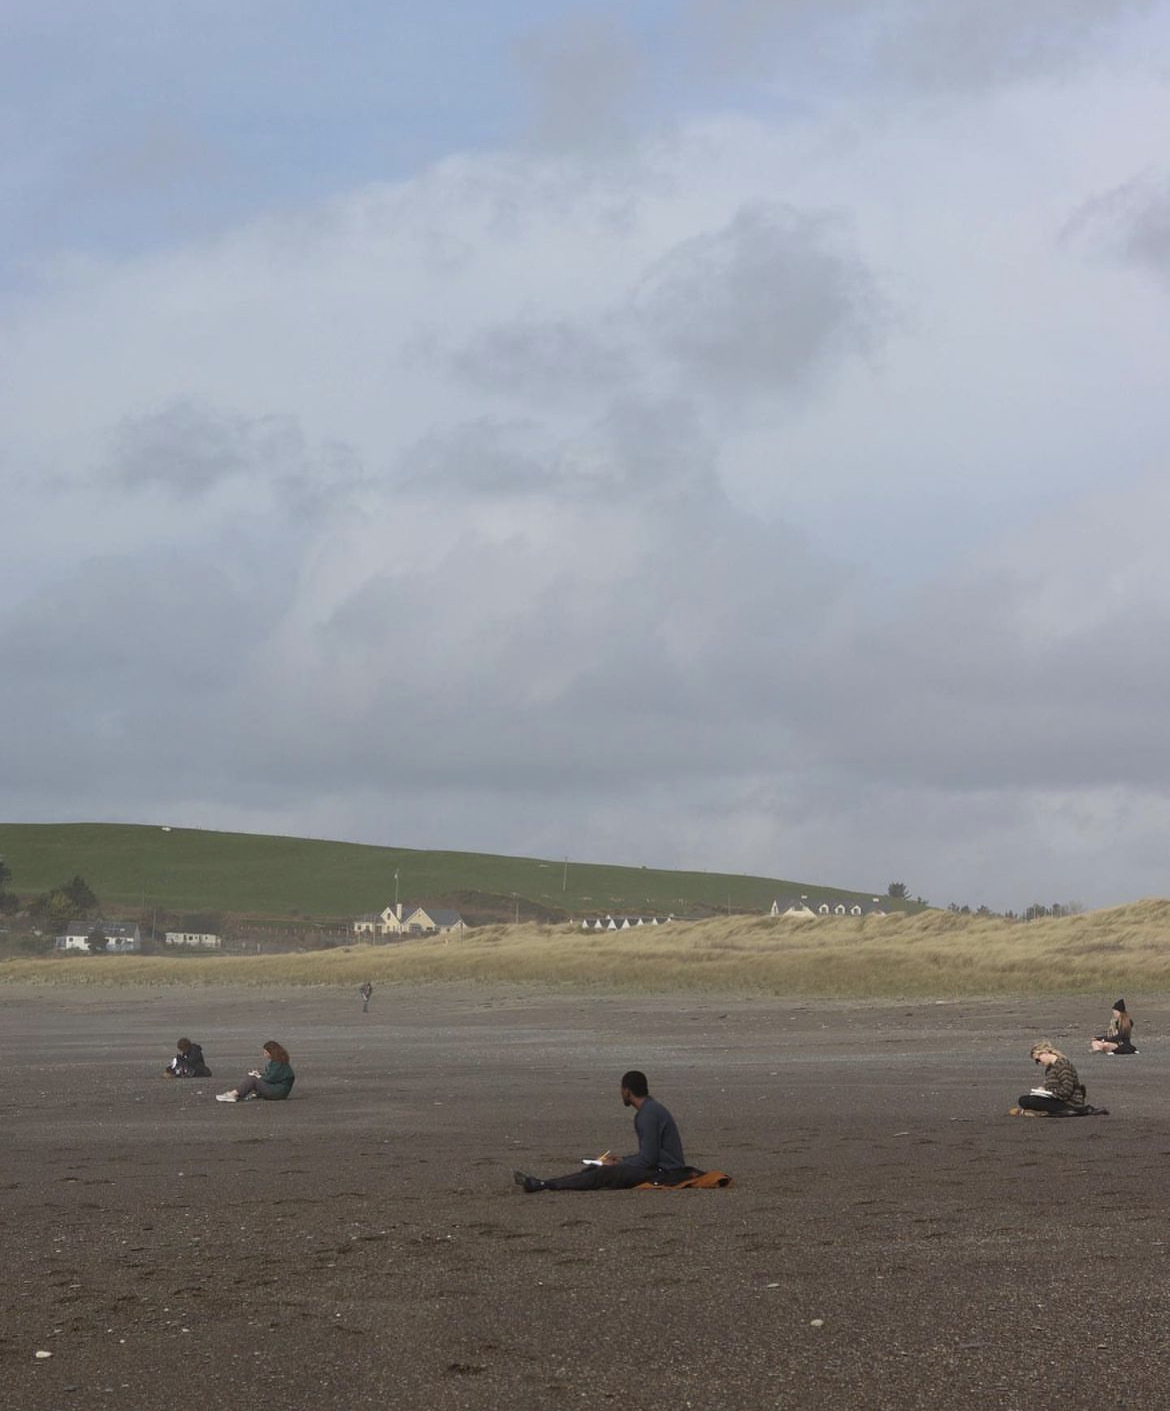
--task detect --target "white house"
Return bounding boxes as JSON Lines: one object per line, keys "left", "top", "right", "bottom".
{"left": 55, "top": 921, "right": 142, "bottom": 953}
{"left": 770, "top": 897, "right": 887, "bottom": 919}
{"left": 353, "top": 903, "right": 466, "bottom": 938}
{"left": 164, "top": 931, "right": 222, "bottom": 949}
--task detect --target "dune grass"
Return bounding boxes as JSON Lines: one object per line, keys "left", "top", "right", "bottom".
{"left": 4, "top": 900, "right": 1169, "bottom": 999}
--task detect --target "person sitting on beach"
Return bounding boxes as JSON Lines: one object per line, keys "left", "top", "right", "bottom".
{"left": 165, "top": 1037, "right": 211, "bottom": 1079}
{"left": 1016, "top": 1042, "right": 1094, "bottom": 1115}
{"left": 513, "top": 1070, "right": 694, "bottom": 1192}
{"left": 216, "top": 1041, "right": 295, "bottom": 1103}
{"left": 1091, "top": 999, "right": 1137, "bottom": 1055}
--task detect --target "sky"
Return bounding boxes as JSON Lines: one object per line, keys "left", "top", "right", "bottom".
{"left": 3, "top": 1, "right": 1169, "bottom": 912}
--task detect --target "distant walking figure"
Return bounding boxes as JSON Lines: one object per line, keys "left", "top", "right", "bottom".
{"left": 1091, "top": 999, "right": 1137, "bottom": 1055}
{"left": 359, "top": 980, "right": 373, "bottom": 1013}
{"left": 165, "top": 1037, "right": 211, "bottom": 1079}
{"left": 216, "top": 1041, "right": 295, "bottom": 1103}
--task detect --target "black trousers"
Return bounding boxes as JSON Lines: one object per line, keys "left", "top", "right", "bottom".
{"left": 542, "top": 1163, "right": 694, "bottom": 1191}
{"left": 1018, "top": 1093, "right": 1076, "bottom": 1114}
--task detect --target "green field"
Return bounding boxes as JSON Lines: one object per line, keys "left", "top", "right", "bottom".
{"left": 0, "top": 821, "right": 894, "bottom": 924}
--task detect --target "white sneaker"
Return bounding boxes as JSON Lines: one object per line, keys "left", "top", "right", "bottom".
{"left": 215, "top": 1092, "right": 238, "bottom": 1102}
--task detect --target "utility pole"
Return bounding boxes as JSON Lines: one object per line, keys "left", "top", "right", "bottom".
{"left": 562, "top": 856, "right": 568, "bottom": 892}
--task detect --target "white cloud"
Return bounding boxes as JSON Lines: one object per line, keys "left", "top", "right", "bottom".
{"left": 3, "top": 1, "right": 1170, "bottom": 912}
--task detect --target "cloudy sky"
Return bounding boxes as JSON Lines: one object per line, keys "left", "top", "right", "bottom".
{"left": 3, "top": 1, "right": 1169, "bottom": 911}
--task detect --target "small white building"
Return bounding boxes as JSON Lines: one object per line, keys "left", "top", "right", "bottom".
{"left": 165, "top": 931, "right": 222, "bottom": 949}
{"left": 55, "top": 921, "right": 142, "bottom": 953}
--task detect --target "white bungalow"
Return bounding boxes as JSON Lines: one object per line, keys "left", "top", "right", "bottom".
{"left": 164, "top": 931, "right": 222, "bottom": 949}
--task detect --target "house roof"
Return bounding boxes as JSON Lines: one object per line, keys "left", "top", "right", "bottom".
{"left": 408, "top": 906, "right": 464, "bottom": 927}
{"left": 61, "top": 919, "right": 139, "bottom": 937}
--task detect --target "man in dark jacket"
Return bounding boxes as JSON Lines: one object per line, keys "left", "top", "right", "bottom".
{"left": 513, "top": 1070, "right": 692, "bottom": 1192}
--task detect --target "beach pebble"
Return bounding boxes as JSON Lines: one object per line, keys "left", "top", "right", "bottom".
{"left": 35, "top": 1350, "right": 53, "bottom": 1359}
{"left": 810, "top": 1319, "right": 825, "bottom": 1328}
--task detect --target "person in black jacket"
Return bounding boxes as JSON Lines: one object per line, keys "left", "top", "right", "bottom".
{"left": 165, "top": 1037, "right": 212, "bottom": 1079}
{"left": 1091, "top": 999, "right": 1137, "bottom": 1054}
{"left": 513, "top": 1070, "right": 694, "bottom": 1192}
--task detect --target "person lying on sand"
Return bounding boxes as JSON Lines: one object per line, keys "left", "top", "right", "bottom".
{"left": 1091, "top": 999, "right": 1137, "bottom": 1055}
{"left": 216, "top": 1041, "right": 295, "bottom": 1103}
{"left": 1014, "top": 1042, "right": 1105, "bottom": 1116}
{"left": 165, "top": 1037, "right": 211, "bottom": 1079}
{"left": 513, "top": 1070, "right": 695, "bottom": 1192}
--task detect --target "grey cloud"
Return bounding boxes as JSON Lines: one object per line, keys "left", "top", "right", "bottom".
{"left": 1065, "top": 174, "right": 1170, "bottom": 281}
{"left": 872, "top": 0, "right": 1155, "bottom": 91}
{"left": 681, "top": 0, "right": 1155, "bottom": 91}
{"left": 108, "top": 400, "right": 362, "bottom": 512}
{"left": 451, "top": 316, "right": 633, "bottom": 402}
{"left": 514, "top": 14, "right": 643, "bottom": 153}
{"left": 397, "top": 398, "right": 720, "bottom": 504}
{"left": 632, "top": 203, "right": 882, "bottom": 399}
{"left": 783, "top": 485, "right": 1170, "bottom": 797}
{"left": 0, "top": 548, "right": 282, "bottom": 797}
{"left": 396, "top": 417, "right": 550, "bottom": 496}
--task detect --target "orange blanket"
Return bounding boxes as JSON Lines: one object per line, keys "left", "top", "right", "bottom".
{"left": 635, "top": 1170, "right": 733, "bottom": 1190}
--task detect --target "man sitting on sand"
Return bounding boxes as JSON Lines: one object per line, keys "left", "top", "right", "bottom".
{"left": 514, "top": 1070, "right": 692, "bottom": 1192}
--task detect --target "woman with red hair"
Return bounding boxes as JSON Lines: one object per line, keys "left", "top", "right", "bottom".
{"left": 216, "top": 1040, "right": 295, "bottom": 1102}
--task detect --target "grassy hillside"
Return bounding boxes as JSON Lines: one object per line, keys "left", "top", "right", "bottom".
{"left": 1, "top": 900, "right": 1165, "bottom": 998}
{"left": 0, "top": 822, "right": 893, "bottom": 924}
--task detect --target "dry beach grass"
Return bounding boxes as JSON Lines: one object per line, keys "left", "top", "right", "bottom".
{"left": 6, "top": 898, "right": 1170, "bottom": 998}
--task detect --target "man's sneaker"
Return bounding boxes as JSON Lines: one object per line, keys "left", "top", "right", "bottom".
{"left": 215, "top": 1092, "right": 238, "bottom": 1103}
{"left": 512, "top": 1169, "right": 544, "bottom": 1194}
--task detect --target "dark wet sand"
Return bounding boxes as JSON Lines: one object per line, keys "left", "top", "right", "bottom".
{"left": 3, "top": 984, "right": 1165, "bottom": 1410}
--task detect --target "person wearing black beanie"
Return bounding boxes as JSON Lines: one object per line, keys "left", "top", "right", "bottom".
{"left": 1091, "top": 999, "right": 1137, "bottom": 1055}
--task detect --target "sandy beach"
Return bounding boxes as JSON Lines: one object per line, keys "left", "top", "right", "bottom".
{"left": 3, "top": 983, "right": 1166, "bottom": 1410}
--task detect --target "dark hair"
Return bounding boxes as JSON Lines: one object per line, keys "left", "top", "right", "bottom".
{"left": 264, "top": 1040, "right": 290, "bottom": 1064}
{"left": 621, "top": 1070, "right": 649, "bottom": 1098}
{"left": 176, "top": 1038, "right": 192, "bottom": 1053}
{"left": 1113, "top": 999, "right": 1127, "bottom": 1013}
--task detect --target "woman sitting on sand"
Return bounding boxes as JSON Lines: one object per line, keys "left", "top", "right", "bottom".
{"left": 216, "top": 1041, "right": 295, "bottom": 1103}
{"left": 1091, "top": 999, "right": 1137, "bottom": 1055}
{"left": 1016, "top": 1042, "right": 1092, "bottom": 1115}
{"left": 165, "top": 1037, "right": 211, "bottom": 1078}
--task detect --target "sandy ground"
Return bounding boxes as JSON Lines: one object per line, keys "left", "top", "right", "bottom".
{"left": 2, "top": 982, "right": 1166, "bottom": 1410}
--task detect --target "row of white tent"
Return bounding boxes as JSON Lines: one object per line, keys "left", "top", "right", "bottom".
{"left": 578, "top": 915, "right": 674, "bottom": 930}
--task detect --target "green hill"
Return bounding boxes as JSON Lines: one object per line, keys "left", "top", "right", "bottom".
{"left": 0, "top": 821, "right": 900, "bottom": 926}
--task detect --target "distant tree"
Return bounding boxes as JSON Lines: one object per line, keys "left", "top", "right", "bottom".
{"left": 65, "top": 875, "right": 99, "bottom": 914}
{"left": 31, "top": 889, "right": 76, "bottom": 933}
{"left": 85, "top": 925, "right": 108, "bottom": 954}
{"left": 0, "top": 857, "right": 17, "bottom": 914}
{"left": 887, "top": 882, "right": 908, "bottom": 900}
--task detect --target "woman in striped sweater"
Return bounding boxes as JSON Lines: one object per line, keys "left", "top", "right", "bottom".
{"left": 1017, "top": 1042, "right": 1088, "bottom": 1115}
